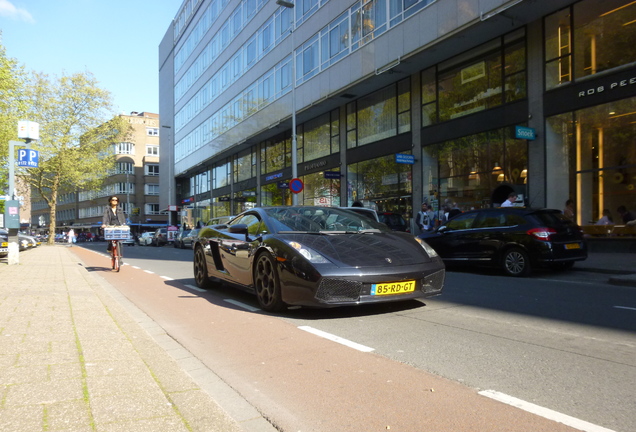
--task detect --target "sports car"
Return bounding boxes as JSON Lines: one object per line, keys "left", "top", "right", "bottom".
{"left": 193, "top": 206, "right": 445, "bottom": 312}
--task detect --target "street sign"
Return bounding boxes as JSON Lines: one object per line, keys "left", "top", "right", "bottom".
{"left": 17, "top": 149, "right": 39, "bottom": 168}
{"left": 395, "top": 153, "right": 415, "bottom": 164}
{"left": 289, "top": 178, "right": 304, "bottom": 194}
{"left": 324, "top": 171, "right": 341, "bottom": 179}
{"left": 515, "top": 126, "right": 536, "bottom": 140}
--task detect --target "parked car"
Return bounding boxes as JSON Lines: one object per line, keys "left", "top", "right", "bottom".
{"left": 152, "top": 228, "right": 169, "bottom": 246}
{"left": 419, "top": 207, "right": 588, "bottom": 277}
{"left": 207, "top": 215, "right": 235, "bottom": 226}
{"left": 180, "top": 228, "right": 199, "bottom": 249}
{"left": 0, "top": 231, "right": 8, "bottom": 258}
{"left": 138, "top": 231, "right": 155, "bottom": 246}
{"left": 378, "top": 212, "right": 409, "bottom": 232}
{"left": 340, "top": 207, "right": 379, "bottom": 222}
{"left": 173, "top": 229, "right": 191, "bottom": 248}
{"left": 193, "top": 206, "right": 445, "bottom": 312}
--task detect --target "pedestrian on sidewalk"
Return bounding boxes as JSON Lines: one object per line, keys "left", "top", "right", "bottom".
{"left": 67, "top": 228, "right": 75, "bottom": 247}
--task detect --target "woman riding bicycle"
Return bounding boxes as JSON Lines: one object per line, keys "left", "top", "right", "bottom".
{"left": 102, "top": 195, "right": 127, "bottom": 270}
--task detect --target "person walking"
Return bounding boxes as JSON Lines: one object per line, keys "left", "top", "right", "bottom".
{"left": 67, "top": 228, "right": 75, "bottom": 247}
{"left": 415, "top": 203, "right": 436, "bottom": 233}
{"left": 102, "top": 196, "right": 127, "bottom": 255}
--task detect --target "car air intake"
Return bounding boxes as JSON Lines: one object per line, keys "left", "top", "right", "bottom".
{"left": 315, "top": 279, "right": 363, "bottom": 302}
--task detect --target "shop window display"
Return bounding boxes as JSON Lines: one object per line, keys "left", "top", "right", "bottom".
{"left": 348, "top": 153, "right": 413, "bottom": 218}
{"left": 546, "top": 96, "right": 636, "bottom": 224}
{"left": 426, "top": 128, "right": 527, "bottom": 212}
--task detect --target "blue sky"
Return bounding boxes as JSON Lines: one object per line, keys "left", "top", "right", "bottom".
{"left": 0, "top": 0, "right": 181, "bottom": 116}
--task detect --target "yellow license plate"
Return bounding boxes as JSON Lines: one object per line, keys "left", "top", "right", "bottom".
{"left": 565, "top": 243, "right": 580, "bottom": 249}
{"left": 371, "top": 280, "right": 416, "bottom": 296}
{"left": 1, "top": 242, "right": 7, "bottom": 247}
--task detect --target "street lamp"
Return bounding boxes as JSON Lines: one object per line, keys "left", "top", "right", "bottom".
{"left": 276, "top": 0, "right": 298, "bottom": 205}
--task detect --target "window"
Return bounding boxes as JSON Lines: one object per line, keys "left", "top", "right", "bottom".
{"left": 146, "top": 164, "right": 159, "bottom": 176}
{"left": 115, "top": 162, "right": 134, "bottom": 174}
{"left": 115, "top": 142, "right": 135, "bottom": 155}
{"left": 145, "top": 203, "right": 166, "bottom": 215}
{"left": 145, "top": 184, "right": 160, "bottom": 195}
{"left": 146, "top": 145, "right": 159, "bottom": 156}
{"left": 545, "top": 0, "right": 636, "bottom": 90}
{"left": 147, "top": 128, "right": 159, "bottom": 136}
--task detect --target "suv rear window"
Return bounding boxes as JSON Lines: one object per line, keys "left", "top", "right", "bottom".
{"left": 533, "top": 211, "right": 574, "bottom": 227}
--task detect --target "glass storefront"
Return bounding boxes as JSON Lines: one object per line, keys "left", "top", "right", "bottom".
{"left": 425, "top": 127, "right": 527, "bottom": 212}
{"left": 546, "top": 96, "right": 636, "bottom": 225}
{"left": 297, "top": 171, "right": 340, "bottom": 206}
{"left": 422, "top": 29, "right": 526, "bottom": 125}
{"left": 545, "top": 0, "right": 636, "bottom": 89}
{"left": 348, "top": 153, "right": 413, "bottom": 218}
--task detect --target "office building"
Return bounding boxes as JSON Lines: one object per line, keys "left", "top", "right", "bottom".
{"left": 159, "top": 0, "right": 636, "bottom": 227}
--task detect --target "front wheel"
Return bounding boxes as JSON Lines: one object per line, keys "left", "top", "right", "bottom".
{"left": 112, "top": 243, "right": 121, "bottom": 272}
{"left": 193, "top": 245, "right": 213, "bottom": 289}
{"left": 253, "top": 253, "right": 285, "bottom": 312}
{"left": 502, "top": 247, "right": 530, "bottom": 277}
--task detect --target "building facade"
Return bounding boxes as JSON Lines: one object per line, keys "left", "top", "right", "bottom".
{"left": 31, "top": 112, "right": 167, "bottom": 235}
{"left": 159, "top": 0, "right": 636, "bottom": 228}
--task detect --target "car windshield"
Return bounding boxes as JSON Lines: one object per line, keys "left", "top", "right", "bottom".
{"left": 264, "top": 207, "right": 388, "bottom": 233}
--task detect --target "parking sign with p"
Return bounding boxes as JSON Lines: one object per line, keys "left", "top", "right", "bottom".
{"left": 17, "top": 149, "right": 39, "bottom": 168}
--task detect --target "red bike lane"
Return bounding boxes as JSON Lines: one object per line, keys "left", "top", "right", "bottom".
{"left": 70, "top": 246, "right": 582, "bottom": 432}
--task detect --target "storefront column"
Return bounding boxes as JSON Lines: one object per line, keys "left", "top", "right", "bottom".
{"left": 339, "top": 105, "right": 348, "bottom": 206}
{"left": 526, "top": 20, "right": 547, "bottom": 208}
{"left": 411, "top": 71, "right": 423, "bottom": 232}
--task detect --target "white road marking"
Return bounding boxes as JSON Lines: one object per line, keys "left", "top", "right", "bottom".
{"left": 298, "top": 326, "right": 375, "bottom": 352}
{"left": 132, "top": 266, "right": 141, "bottom": 269}
{"left": 161, "top": 276, "right": 174, "bottom": 280}
{"left": 144, "top": 270, "right": 154, "bottom": 274}
{"left": 478, "top": 390, "right": 617, "bottom": 432}
{"left": 614, "top": 305, "right": 636, "bottom": 311}
{"left": 224, "top": 299, "right": 260, "bottom": 312}
{"left": 185, "top": 284, "right": 206, "bottom": 293}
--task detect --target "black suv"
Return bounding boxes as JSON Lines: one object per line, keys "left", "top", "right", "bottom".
{"left": 419, "top": 207, "right": 587, "bottom": 276}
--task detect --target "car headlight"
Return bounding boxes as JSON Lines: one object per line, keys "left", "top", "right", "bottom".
{"left": 287, "top": 241, "right": 330, "bottom": 263}
{"left": 415, "top": 237, "right": 439, "bottom": 258}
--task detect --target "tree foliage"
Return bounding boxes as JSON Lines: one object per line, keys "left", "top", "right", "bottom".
{"left": 0, "top": 38, "right": 28, "bottom": 192}
{"left": 19, "top": 71, "right": 131, "bottom": 244}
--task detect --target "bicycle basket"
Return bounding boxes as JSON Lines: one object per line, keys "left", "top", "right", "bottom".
{"left": 104, "top": 226, "right": 130, "bottom": 240}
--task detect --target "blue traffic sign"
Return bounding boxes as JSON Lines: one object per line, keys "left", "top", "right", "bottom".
{"left": 395, "top": 153, "right": 415, "bottom": 164}
{"left": 289, "top": 178, "right": 304, "bottom": 194}
{"left": 17, "top": 149, "right": 39, "bottom": 167}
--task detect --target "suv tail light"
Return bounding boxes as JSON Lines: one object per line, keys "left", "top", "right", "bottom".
{"left": 527, "top": 227, "right": 556, "bottom": 241}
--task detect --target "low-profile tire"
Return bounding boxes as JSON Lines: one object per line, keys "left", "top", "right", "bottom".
{"left": 253, "top": 252, "right": 285, "bottom": 312}
{"left": 502, "top": 247, "right": 531, "bottom": 277}
{"left": 193, "top": 245, "right": 214, "bottom": 289}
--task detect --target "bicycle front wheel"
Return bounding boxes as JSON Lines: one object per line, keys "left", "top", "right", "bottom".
{"left": 112, "top": 242, "right": 120, "bottom": 272}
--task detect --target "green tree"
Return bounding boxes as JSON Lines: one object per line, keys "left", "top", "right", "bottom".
{"left": 0, "top": 38, "right": 28, "bottom": 193}
{"left": 19, "top": 71, "right": 131, "bottom": 244}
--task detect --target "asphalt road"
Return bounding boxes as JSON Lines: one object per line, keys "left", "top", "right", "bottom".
{"left": 77, "top": 241, "right": 636, "bottom": 432}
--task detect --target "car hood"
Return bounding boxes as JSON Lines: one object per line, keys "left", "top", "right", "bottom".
{"left": 278, "top": 232, "right": 432, "bottom": 267}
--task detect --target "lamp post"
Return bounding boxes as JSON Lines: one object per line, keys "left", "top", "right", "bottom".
{"left": 276, "top": 0, "right": 298, "bottom": 205}
{"left": 161, "top": 125, "right": 173, "bottom": 224}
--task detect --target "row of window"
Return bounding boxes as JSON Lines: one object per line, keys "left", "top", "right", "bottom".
{"left": 175, "top": 5, "right": 292, "bottom": 132}
{"left": 77, "top": 203, "right": 166, "bottom": 219}
{"left": 112, "top": 163, "right": 159, "bottom": 176}
{"left": 174, "top": 0, "right": 436, "bottom": 161}
{"left": 175, "top": 0, "right": 268, "bottom": 104}
{"left": 114, "top": 143, "right": 159, "bottom": 156}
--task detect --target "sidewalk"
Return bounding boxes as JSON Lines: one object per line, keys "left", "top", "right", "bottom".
{"left": 0, "top": 245, "right": 275, "bottom": 432}
{"left": 574, "top": 251, "right": 636, "bottom": 287}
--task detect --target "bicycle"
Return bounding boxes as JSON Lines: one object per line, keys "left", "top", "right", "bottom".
{"left": 104, "top": 226, "right": 130, "bottom": 272}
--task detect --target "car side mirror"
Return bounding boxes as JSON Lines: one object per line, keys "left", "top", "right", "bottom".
{"left": 228, "top": 223, "right": 249, "bottom": 241}
{"left": 437, "top": 225, "right": 448, "bottom": 233}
